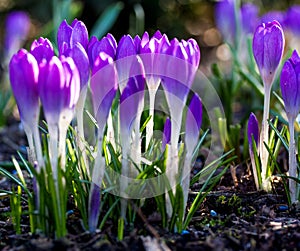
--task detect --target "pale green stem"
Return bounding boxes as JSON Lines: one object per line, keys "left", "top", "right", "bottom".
{"left": 48, "top": 124, "right": 62, "bottom": 226}
{"left": 260, "top": 84, "right": 271, "bottom": 191}
{"left": 146, "top": 78, "right": 160, "bottom": 149}
{"left": 181, "top": 152, "right": 192, "bottom": 219}
{"left": 58, "top": 125, "right": 68, "bottom": 173}
{"left": 165, "top": 98, "right": 183, "bottom": 218}
{"left": 288, "top": 119, "right": 298, "bottom": 203}
{"left": 33, "top": 125, "right": 44, "bottom": 172}
{"left": 23, "top": 123, "right": 36, "bottom": 165}
{"left": 91, "top": 139, "right": 105, "bottom": 185}
{"left": 120, "top": 136, "right": 130, "bottom": 220}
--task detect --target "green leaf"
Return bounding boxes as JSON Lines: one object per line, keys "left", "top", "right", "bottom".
{"left": 90, "top": 2, "right": 124, "bottom": 38}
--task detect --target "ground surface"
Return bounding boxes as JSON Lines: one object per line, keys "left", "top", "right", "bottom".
{"left": 0, "top": 122, "right": 300, "bottom": 251}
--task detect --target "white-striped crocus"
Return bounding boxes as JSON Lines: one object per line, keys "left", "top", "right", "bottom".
{"left": 247, "top": 112, "right": 260, "bottom": 190}
{"left": 57, "top": 19, "right": 90, "bottom": 175}
{"left": 9, "top": 49, "right": 43, "bottom": 169}
{"left": 182, "top": 93, "right": 202, "bottom": 216}
{"left": 252, "top": 20, "right": 285, "bottom": 191}
{"left": 280, "top": 50, "right": 300, "bottom": 203}
{"left": 88, "top": 52, "right": 118, "bottom": 232}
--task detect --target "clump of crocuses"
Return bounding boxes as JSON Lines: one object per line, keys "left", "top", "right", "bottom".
{"left": 8, "top": 16, "right": 204, "bottom": 239}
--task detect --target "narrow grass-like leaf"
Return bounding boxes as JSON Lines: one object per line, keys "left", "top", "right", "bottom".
{"left": 90, "top": 2, "right": 124, "bottom": 38}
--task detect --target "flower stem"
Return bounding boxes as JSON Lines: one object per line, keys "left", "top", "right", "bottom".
{"left": 288, "top": 119, "right": 298, "bottom": 203}
{"left": 260, "top": 84, "right": 271, "bottom": 191}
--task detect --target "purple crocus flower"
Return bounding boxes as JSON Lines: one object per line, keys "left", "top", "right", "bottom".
{"left": 9, "top": 49, "right": 39, "bottom": 128}
{"left": 38, "top": 56, "right": 80, "bottom": 125}
{"left": 247, "top": 112, "right": 259, "bottom": 151}
{"left": 30, "top": 37, "right": 54, "bottom": 64}
{"left": 285, "top": 5, "right": 300, "bottom": 36}
{"left": 185, "top": 93, "right": 202, "bottom": 152}
{"left": 162, "top": 117, "right": 171, "bottom": 151}
{"left": 88, "top": 183, "right": 101, "bottom": 232}
{"left": 241, "top": 3, "right": 259, "bottom": 34}
{"left": 87, "top": 34, "right": 117, "bottom": 70}
{"left": 57, "top": 19, "right": 89, "bottom": 55}
{"left": 252, "top": 20, "right": 285, "bottom": 86}
{"left": 4, "top": 11, "right": 30, "bottom": 60}
{"left": 280, "top": 50, "right": 300, "bottom": 120}
{"left": 90, "top": 52, "right": 118, "bottom": 136}
{"left": 214, "top": 0, "right": 239, "bottom": 45}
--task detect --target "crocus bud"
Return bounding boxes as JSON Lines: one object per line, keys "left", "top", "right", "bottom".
{"left": 4, "top": 11, "right": 30, "bottom": 60}
{"left": 241, "top": 3, "right": 259, "bottom": 34}
{"left": 57, "top": 19, "right": 89, "bottom": 54}
{"left": 280, "top": 50, "right": 300, "bottom": 120}
{"left": 30, "top": 37, "right": 54, "bottom": 64}
{"left": 247, "top": 112, "right": 259, "bottom": 152}
{"left": 253, "top": 20, "right": 285, "bottom": 86}
{"left": 185, "top": 93, "right": 202, "bottom": 153}
{"left": 162, "top": 117, "right": 171, "bottom": 151}
{"left": 38, "top": 56, "right": 80, "bottom": 125}
{"left": 214, "top": 0, "right": 239, "bottom": 45}
{"left": 87, "top": 34, "right": 117, "bottom": 70}
{"left": 285, "top": 6, "right": 300, "bottom": 36}
{"left": 9, "top": 49, "right": 39, "bottom": 128}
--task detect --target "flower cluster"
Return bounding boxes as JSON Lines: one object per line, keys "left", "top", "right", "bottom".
{"left": 9, "top": 18, "right": 202, "bottom": 236}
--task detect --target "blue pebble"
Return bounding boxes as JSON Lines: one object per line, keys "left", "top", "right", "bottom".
{"left": 278, "top": 205, "right": 288, "bottom": 211}
{"left": 66, "top": 210, "right": 74, "bottom": 215}
{"left": 181, "top": 230, "right": 189, "bottom": 235}
{"left": 210, "top": 209, "right": 217, "bottom": 217}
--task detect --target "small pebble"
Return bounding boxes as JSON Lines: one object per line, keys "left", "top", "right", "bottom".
{"left": 210, "top": 209, "right": 217, "bottom": 217}
{"left": 66, "top": 210, "right": 74, "bottom": 216}
{"left": 181, "top": 230, "right": 189, "bottom": 235}
{"left": 277, "top": 205, "right": 288, "bottom": 212}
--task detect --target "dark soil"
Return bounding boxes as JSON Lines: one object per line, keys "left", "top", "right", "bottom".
{"left": 0, "top": 122, "right": 300, "bottom": 251}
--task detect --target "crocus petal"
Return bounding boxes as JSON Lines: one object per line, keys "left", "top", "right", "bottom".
{"left": 280, "top": 50, "right": 300, "bottom": 120}
{"left": 70, "top": 20, "right": 89, "bottom": 50}
{"left": 9, "top": 49, "right": 39, "bottom": 127}
{"left": 65, "top": 43, "right": 90, "bottom": 90}
{"left": 116, "top": 35, "right": 136, "bottom": 59}
{"left": 120, "top": 56, "right": 145, "bottom": 135}
{"left": 162, "top": 117, "right": 171, "bottom": 151}
{"left": 57, "top": 20, "right": 72, "bottom": 54}
{"left": 185, "top": 93, "right": 202, "bottom": 151}
{"left": 90, "top": 53, "right": 118, "bottom": 134}
{"left": 247, "top": 112, "right": 259, "bottom": 151}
